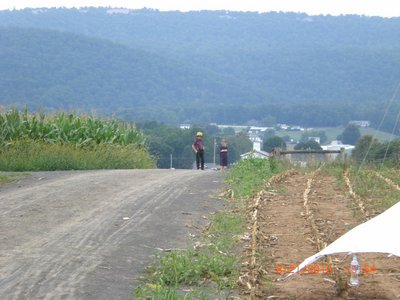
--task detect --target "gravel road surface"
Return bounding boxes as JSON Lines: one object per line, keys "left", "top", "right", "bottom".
{"left": 0, "top": 169, "right": 225, "bottom": 300}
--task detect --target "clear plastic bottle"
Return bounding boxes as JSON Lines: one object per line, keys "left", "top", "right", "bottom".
{"left": 349, "top": 255, "right": 360, "bottom": 286}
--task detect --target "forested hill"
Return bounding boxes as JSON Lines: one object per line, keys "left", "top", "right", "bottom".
{"left": 1, "top": 8, "right": 400, "bottom": 129}
{"left": 0, "top": 27, "right": 262, "bottom": 123}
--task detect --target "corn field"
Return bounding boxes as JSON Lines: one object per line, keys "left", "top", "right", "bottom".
{"left": 0, "top": 108, "right": 155, "bottom": 171}
{"left": 0, "top": 108, "right": 145, "bottom": 146}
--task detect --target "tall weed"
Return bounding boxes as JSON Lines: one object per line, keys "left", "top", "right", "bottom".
{"left": 0, "top": 139, "right": 154, "bottom": 171}
{"left": 226, "top": 157, "right": 283, "bottom": 198}
{"left": 347, "top": 165, "right": 400, "bottom": 212}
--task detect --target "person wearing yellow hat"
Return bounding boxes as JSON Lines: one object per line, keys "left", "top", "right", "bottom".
{"left": 192, "top": 131, "right": 205, "bottom": 170}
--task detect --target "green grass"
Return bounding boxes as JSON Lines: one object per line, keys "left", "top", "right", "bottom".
{"left": 347, "top": 165, "right": 400, "bottom": 212}
{"left": 0, "top": 173, "right": 23, "bottom": 184}
{"left": 135, "top": 285, "right": 209, "bottom": 300}
{"left": 0, "top": 139, "right": 154, "bottom": 171}
{"left": 135, "top": 158, "right": 284, "bottom": 299}
{"left": 359, "top": 127, "right": 397, "bottom": 143}
{"left": 319, "top": 163, "right": 400, "bottom": 217}
{"left": 320, "top": 162, "right": 348, "bottom": 190}
{"left": 225, "top": 157, "right": 283, "bottom": 198}
{"left": 135, "top": 210, "right": 244, "bottom": 299}
{"left": 155, "top": 249, "right": 237, "bottom": 286}
{"left": 208, "top": 211, "right": 244, "bottom": 250}
{"left": 375, "top": 165, "right": 400, "bottom": 187}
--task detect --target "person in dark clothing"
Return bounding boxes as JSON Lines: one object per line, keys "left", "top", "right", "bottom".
{"left": 192, "top": 131, "right": 205, "bottom": 170}
{"left": 219, "top": 139, "right": 228, "bottom": 171}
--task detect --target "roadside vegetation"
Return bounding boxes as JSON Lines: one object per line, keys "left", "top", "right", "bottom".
{"left": 319, "top": 161, "right": 400, "bottom": 216}
{"left": 134, "top": 158, "right": 284, "bottom": 299}
{"left": 340, "top": 135, "right": 400, "bottom": 213}
{"left": 0, "top": 172, "right": 26, "bottom": 184}
{"left": 346, "top": 165, "right": 400, "bottom": 212}
{"left": 225, "top": 157, "right": 284, "bottom": 199}
{"left": 0, "top": 108, "right": 155, "bottom": 171}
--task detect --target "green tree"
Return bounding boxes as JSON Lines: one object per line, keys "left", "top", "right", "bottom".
{"left": 228, "top": 132, "right": 252, "bottom": 163}
{"left": 222, "top": 127, "right": 235, "bottom": 136}
{"left": 294, "top": 140, "right": 322, "bottom": 150}
{"left": 263, "top": 136, "right": 287, "bottom": 153}
{"left": 204, "top": 124, "right": 219, "bottom": 136}
{"left": 139, "top": 122, "right": 196, "bottom": 169}
{"left": 352, "top": 135, "right": 380, "bottom": 162}
{"left": 339, "top": 124, "right": 361, "bottom": 145}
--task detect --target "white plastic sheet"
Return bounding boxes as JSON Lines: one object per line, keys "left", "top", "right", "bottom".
{"left": 288, "top": 201, "right": 400, "bottom": 276}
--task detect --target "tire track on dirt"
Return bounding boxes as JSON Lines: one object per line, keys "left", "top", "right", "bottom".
{"left": 0, "top": 169, "right": 224, "bottom": 300}
{"left": 6, "top": 184, "right": 182, "bottom": 299}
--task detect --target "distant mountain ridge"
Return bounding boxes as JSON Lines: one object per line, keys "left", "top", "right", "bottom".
{"left": 1, "top": 8, "right": 400, "bottom": 129}
{"left": 0, "top": 27, "right": 262, "bottom": 123}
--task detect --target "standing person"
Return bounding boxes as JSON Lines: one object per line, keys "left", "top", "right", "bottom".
{"left": 219, "top": 138, "right": 228, "bottom": 171}
{"left": 192, "top": 131, "right": 205, "bottom": 170}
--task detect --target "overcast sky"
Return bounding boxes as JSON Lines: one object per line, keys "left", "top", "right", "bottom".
{"left": 1, "top": 0, "right": 400, "bottom": 17}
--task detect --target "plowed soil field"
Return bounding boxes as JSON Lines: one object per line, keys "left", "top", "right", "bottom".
{"left": 241, "top": 170, "right": 400, "bottom": 299}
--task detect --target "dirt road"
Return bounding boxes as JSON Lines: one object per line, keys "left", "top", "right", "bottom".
{"left": 0, "top": 169, "right": 225, "bottom": 300}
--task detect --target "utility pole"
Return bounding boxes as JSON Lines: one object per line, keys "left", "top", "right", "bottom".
{"left": 170, "top": 153, "right": 173, "bottom": 169}
{"left": 213, "top": 138, "right": 216, "bottom": 166}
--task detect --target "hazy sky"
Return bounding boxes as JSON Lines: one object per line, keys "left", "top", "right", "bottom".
{"left": 1, "top": 0, "right": 400, "bottom": 17}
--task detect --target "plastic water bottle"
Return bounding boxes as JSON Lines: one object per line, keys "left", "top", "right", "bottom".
{"left": 349, "top": 255, "right": 360, "bottom": 286}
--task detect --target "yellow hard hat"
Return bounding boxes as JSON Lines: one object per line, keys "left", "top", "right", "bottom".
{"left": 196, "top": 131, "right": 203, "bottom": 137}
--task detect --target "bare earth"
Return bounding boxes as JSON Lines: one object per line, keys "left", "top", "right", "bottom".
{"left": 0, "top": 169, "right": 225, "bottom": 300}
{"left": 249, "top": 171, "right": 400, "bottom": 299}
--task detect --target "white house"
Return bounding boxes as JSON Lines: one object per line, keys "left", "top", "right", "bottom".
{"left": 240, "top": 137, "right": 270, "bottom": 160}
{"left": 240, "top": 149, "right": 270, "bottom": 160}
{"left": 321, "top": 140, "right": 355, "bottom": 151}
{"left": 321, "top": 140, "right": 355, "bottom": 160}
{"left": 179, "top": 123, "right": 191, "bottom": 129}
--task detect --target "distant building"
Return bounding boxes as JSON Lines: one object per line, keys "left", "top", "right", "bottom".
{"left": 349, "top": 120, "right": 370, "bottom": 127}
{"left": 277, "top": 123, "right": 289, "bottom": 130}
{"left": 179, "top": 123, "right": 191, "bottom": 129}
{"left": 321, "top": 140, "right": 355, "bottom": 159}
{"left": 289, "top": 126, "right": 305, "bottom": 131}
{"left": 240, "top": 136, "right": 270, "bottom": 160}
{"left": 321, "top": 140, "right": 354, "bottom": 151}
{"left": 248, "top": 126, "right": 274, "bottom": 136}
{"left": 240, "top": 150, "right": 270, "bottom": 160}
{"left": 249, "top": 136, "right": 263, "bottom": 151}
